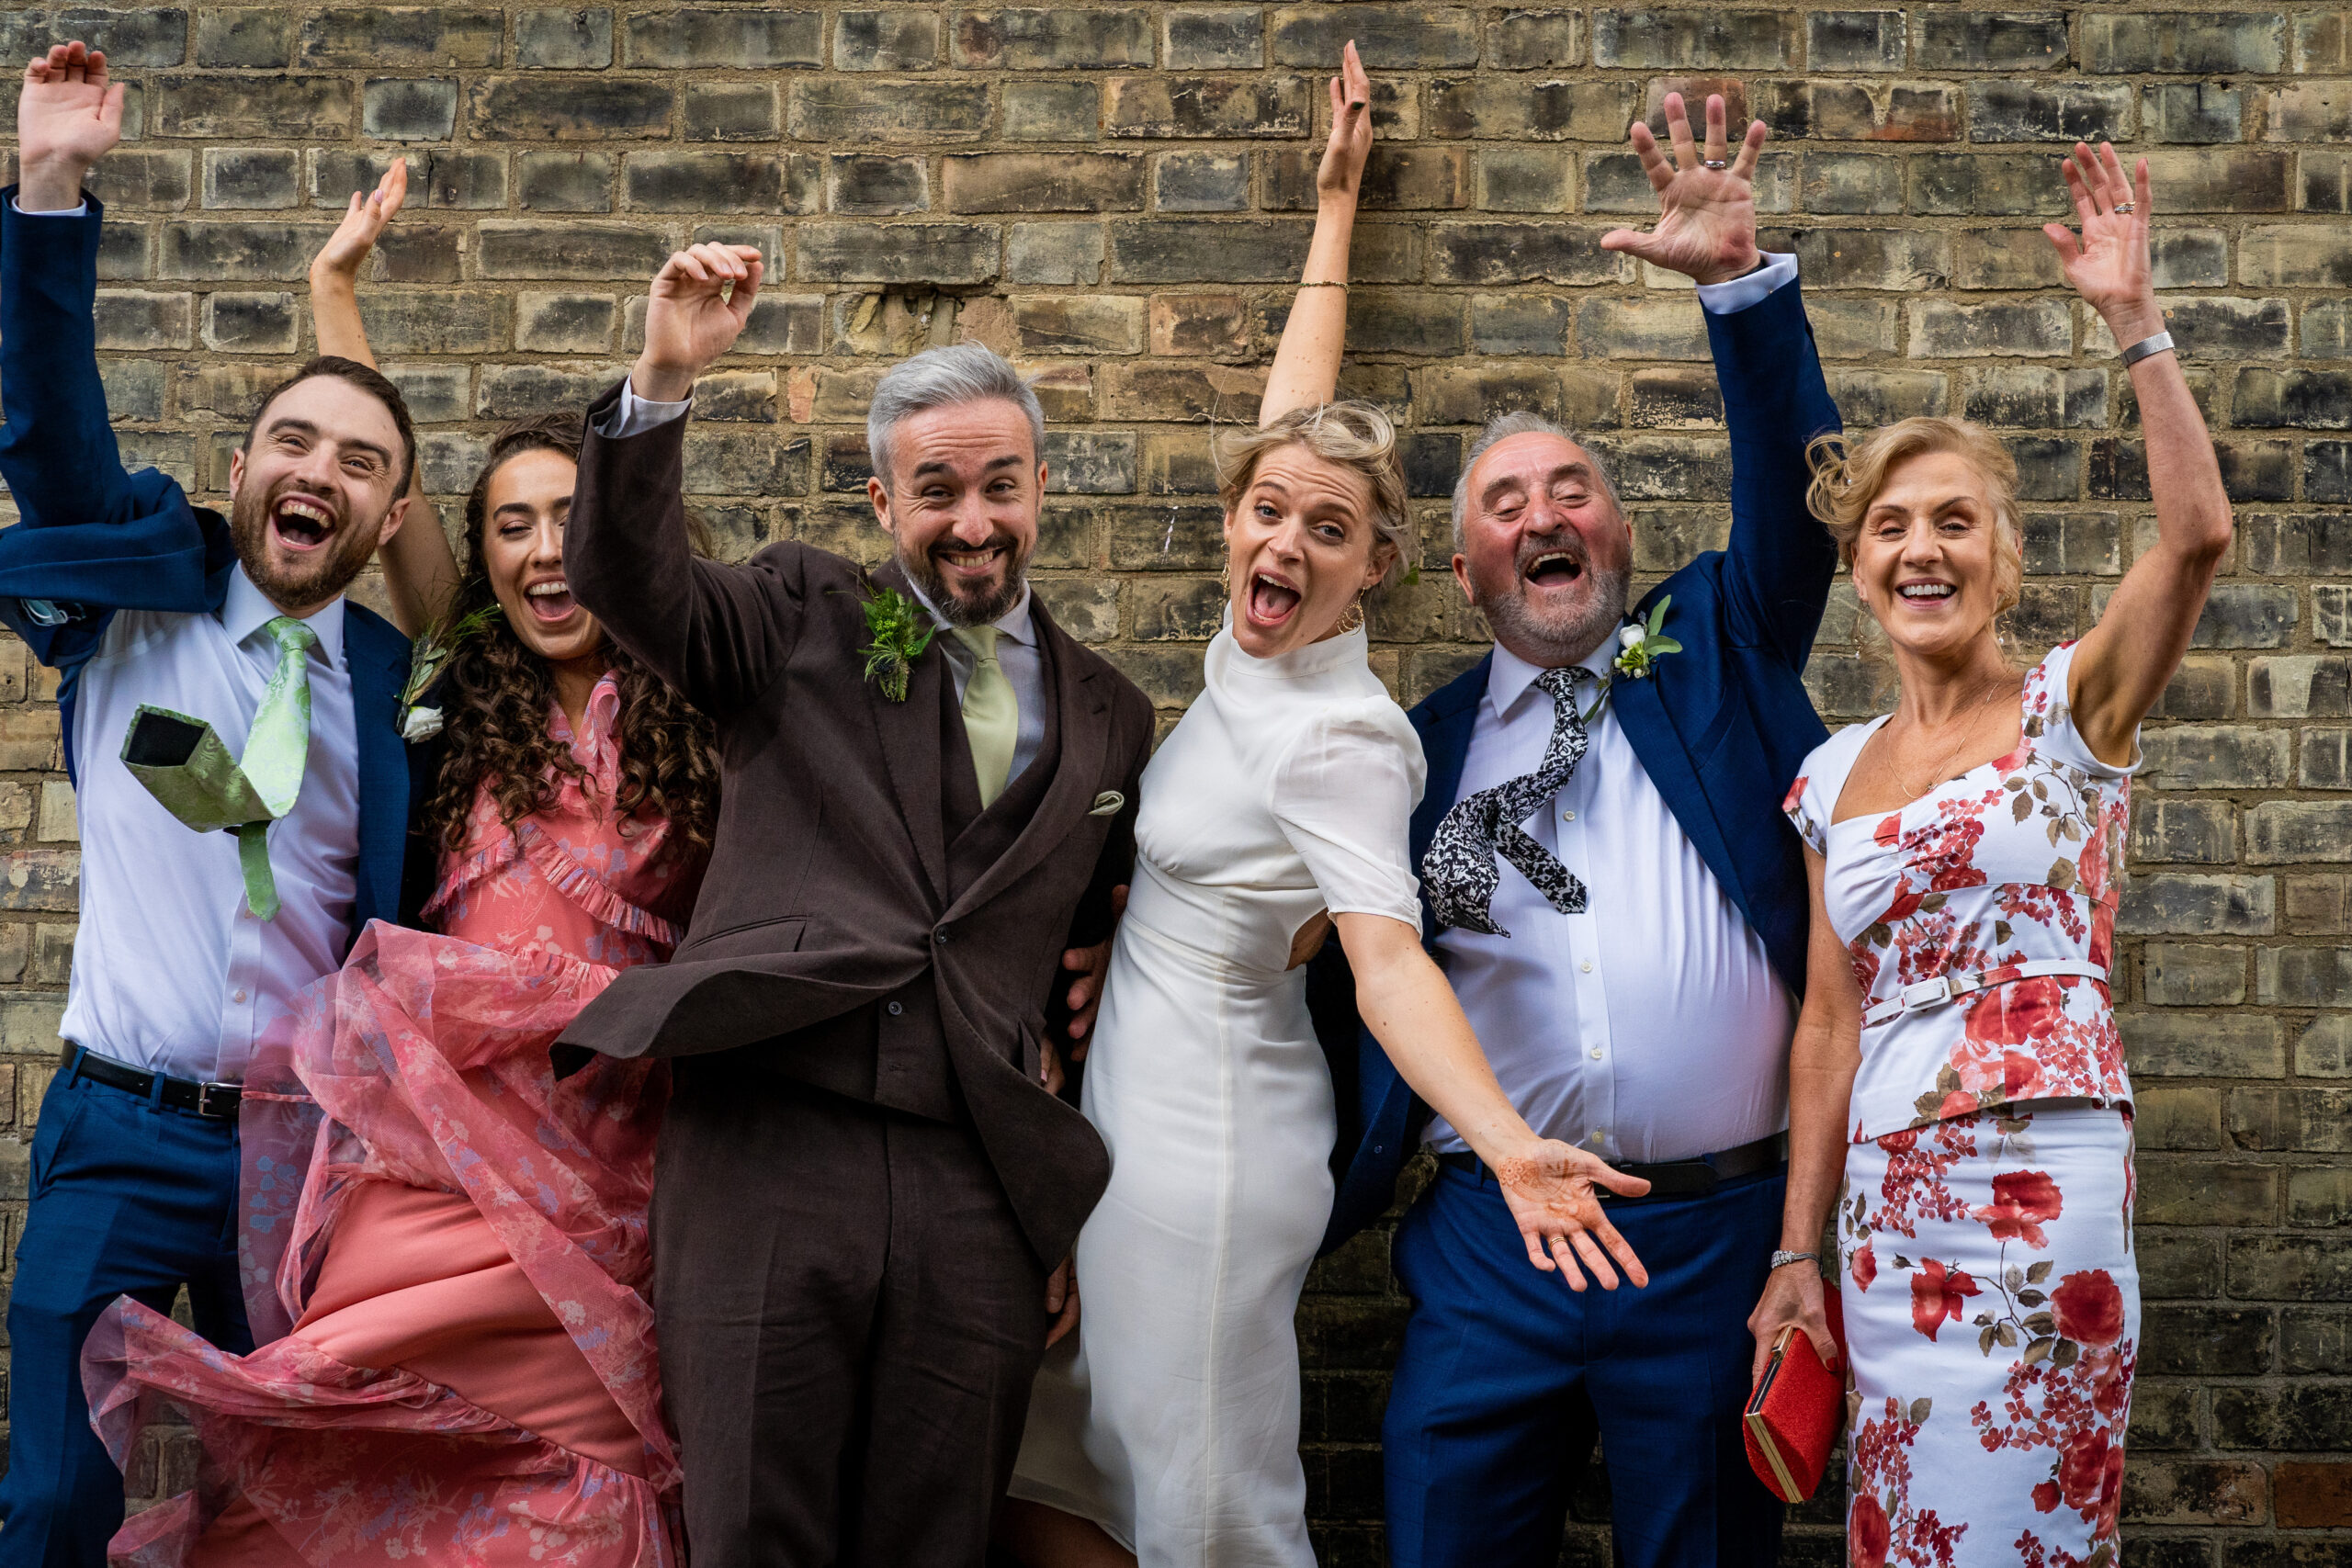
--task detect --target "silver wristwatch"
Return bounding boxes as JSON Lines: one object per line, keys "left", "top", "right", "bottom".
{"left": 2120, "top": 330, "right": 2175, "bottom": 367}
{"left": 1769, "top": 1249, "right": 1819, "bottom": 1270}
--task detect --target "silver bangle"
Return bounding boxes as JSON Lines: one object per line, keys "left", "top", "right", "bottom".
{"left": 1769, "top": 1249, "right": 1819, "bottom": 1270}
{"left": 2119, "top": 330, "right": 2175, "bottom": 367}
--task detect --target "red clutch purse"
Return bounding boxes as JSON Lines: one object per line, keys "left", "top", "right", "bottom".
{"left": 1743, "top": 1292, "right": 1846, "bottom": 1504}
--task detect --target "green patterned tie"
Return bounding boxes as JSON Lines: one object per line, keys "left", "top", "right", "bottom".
{"left": 120, "top": 615, "right": 318, "bottom": 920}
{"left": 953, "top": 625, "right": 1018, "bottom": 807}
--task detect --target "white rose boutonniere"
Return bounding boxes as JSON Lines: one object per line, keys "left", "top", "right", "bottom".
{"left": 1611, "top": 594, "right": 1682, "bottom": 682}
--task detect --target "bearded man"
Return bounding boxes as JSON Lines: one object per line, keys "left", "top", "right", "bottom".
{"left": 557, "top": 243, "right": 1154, "bottom": 1566}
{"left": 0, "top": 41, "right": 421, "bottom": 1565}
{"left": 1316, "top": 95, "right": 1843, "bottom": 1567}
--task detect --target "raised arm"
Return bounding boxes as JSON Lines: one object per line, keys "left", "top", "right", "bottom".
{"left": 309, "top": 158, "right": 458, "bottom": 637}
{"left": 1606, "top": 93, "right": 1840, "bottom": 669}
{"left": 2053, "top": 145, "right": 2233, "bottom": 765}
{"left": 1257, "top": 41, "right": 1370, "bottom": 424}
{"left": 567, "top": 243, "right": 797, "bottom": 716}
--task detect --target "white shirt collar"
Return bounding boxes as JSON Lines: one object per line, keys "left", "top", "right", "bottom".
{"left": 222, "top": 566, "right": 347, "bottom": 666}
{"left": 904, "top": 575, "right": 1036, "bottom": 648}
{"left": 1486, "top": 637, "right": 1617, "bottom": 720}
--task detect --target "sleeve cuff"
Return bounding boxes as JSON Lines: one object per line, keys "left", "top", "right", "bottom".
{"left": 9, "top": 196, "right": 88, "bottom": 217}
{"left": 596, "top": 378, "right": 693, "bottom": 438}
{"left": 1696, "top": 251, "right": 1797, "bottom": 316}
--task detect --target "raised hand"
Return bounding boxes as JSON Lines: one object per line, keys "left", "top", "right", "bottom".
{"left": 632, "top": 243, "right": 764, "bottom": 402}
{"left": 17, "top": 41, "right": 124, "bottom": 211}
{"left": 2044, "top": 141, "right": 2161, "bottom": 344}
{"left": 1316, "top": 39, "right": 1373, "bottom": 205}
{"left": 1600, "top": 92, "right": 1767, "bottom": 286}
{"left": 312, "top": 159, "right": 409, "bottom": 284}
{"left": 1492, "top": 1139, "right": 1653, "bottom": 1291}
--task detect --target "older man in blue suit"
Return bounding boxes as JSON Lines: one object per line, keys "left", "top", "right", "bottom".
{"left": 1318, "top": 95, "right": 1844, "bottom": 1567}
{"left": 0, "top": 42, "right": 422, "bottom": 1564}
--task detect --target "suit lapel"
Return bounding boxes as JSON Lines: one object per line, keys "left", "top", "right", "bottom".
{"left": 1408, "top": 653, "right": 1490, "bottom": 868}
{"left": 944, "top": 600, "right": 1107, "bottom": 922}
{"left": 864, "top": 561, "right": 952, "bottom": 908}
{"left": 1609, "top": 661, "right": 1759, "bottom": 938}
{"left": 344, "top": 607, "right": 413, "bottom": 934}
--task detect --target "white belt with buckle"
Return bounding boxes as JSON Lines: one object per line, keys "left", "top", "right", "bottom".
{"left": 1860, "top": 959, "right": 2109, "bottom": 1030}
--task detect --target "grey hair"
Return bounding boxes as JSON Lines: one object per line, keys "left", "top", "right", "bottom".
{"left": 1449, "top": 411, "right": 1622, "bottom": 552}
{"left": 866, "top": 342, "right": 1046, "bottom": 492}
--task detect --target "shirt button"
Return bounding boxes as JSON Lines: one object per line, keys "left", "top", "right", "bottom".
{"left": 1580, "top": 960, "right": 1594, "bottom": 974}
{"left": 232, "top": 988, "right": 247, "bottom": 1003}
{"left": 1590, "top": 1047, "right": 1604, "bottom": 1060}
{"left": 1562, "top": 808, "right": 1577, "bottom": 821}
{"left": 887, "top": 1001, "right": 904, "bottom": 1016}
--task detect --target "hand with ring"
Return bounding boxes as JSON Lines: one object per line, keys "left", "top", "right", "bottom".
{"left": 1600, "top": 91, "right": 1767, "bottom": 286}
{"left": 2043, "top": 140, "right": 2161, "bottom": 347}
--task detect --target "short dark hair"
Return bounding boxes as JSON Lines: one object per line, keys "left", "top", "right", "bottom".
{"left": 243, "top": 355, "right": 418, "bottom": 496}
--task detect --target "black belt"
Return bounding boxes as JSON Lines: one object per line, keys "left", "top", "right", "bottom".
{"left": 62, "top": 1043, "right": 242, "bottom": 1119}
{"left": 1438, "top": 1132, "right": 1786, "bottom": 1201}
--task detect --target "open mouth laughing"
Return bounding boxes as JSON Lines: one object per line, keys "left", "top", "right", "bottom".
{"left": 1521, "top": 547, "right": 1586, "bottom": 590}
{"left": 271, "top": 491, "right": 340, "bottom": 553}
{"left": 1246, "top": 570, "right": 1303, "bottom": 629}
{"left": 1896, "top": 579, "right": 1959, "bottom": 606}
{"left": 933, "top": 539, "right": 1010, "bottom": 584}
{"left": 523, "top": 577, "right": 578, "bottom": 623}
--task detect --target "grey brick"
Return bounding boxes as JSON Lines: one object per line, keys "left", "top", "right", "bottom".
{"left": 797, "top": 223, "right": 998, "bottom": 285}
{"left": 954, "top": 8, "right": 1154, "bottom": 68}
{"left": 466, "top": 77, "right": 673, "bottom": 141}
{"left": 1808, "top": 10, "right": 1905, "bottom": 70}
{"left": 516, "top": 151, "right": 613, "bottom": 212}
{"left": 362, "top": 77, "right": 457, "bottom": 142}
{"left": 517, "top": 8, "right": 613, "bottom": 69}
{"left": 477, "top": 220, "right": 670, "bottom": 280}
{"left": 1155, "top": 152, "right": 1250, "bottom": 213}
{"left": 2081, "top": 11, "right": 2286, "bottom": 73}
{"left": 199, "top": 147, "right": 296, "bottom": 209}
{"left": 1269, "top": 6, "right": 1479, "bottom": 68}
{"left": 1914, "top": 11, "right": 2069, "bottom": 70}
{"left": 299, "top": 7, "right": 502, "bottom": 65}
{"left": 791, "top": 81, "right": 990, "bottom": 143}
{"left": 684, "top": 83, "right": 781, "bottom": 142}
{"left": 1487, "top": 9, "right": 1582, "bottom": 68}
{"left": 196, "top": 9, "right": 291, "bottom": 68}
{"left": 1167, "top": 8, "right": 1263, "bottom": 69}
{"left": 1589, "top": 9, "right": 1794, "bottom": 69}
{"left": 827, "top": 154, "right": 930, "bottom": 216}
{"left": 625, "top": 9, "right": 822, "bottom": 68}
{"left": 622, "top": 152, "right": 821, "bottom": 216}
{"left": 836, "top": 10, "right": 937, "bottom": 69}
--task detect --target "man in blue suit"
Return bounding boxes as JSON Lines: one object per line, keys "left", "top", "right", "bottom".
{"left": 0, "top": 42, "right": 419, "bottom": 1563}
{"left": 1319, "top": 96, "right": 1843, "bottom": 1567}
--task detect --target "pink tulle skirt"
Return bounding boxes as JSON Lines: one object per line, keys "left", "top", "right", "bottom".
{"left": 81, "top": 922, "right": 681, "bottom": 1566}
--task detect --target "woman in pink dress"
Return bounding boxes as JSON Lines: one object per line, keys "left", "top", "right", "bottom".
{"left": 1747, "top": 146, "right": 2233, "bottom": 1567}
{"left": 80, "top": 164, "right": 719, "bottom": 1566}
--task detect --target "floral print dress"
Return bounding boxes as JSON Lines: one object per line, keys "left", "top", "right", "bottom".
{"left": 83, "top": 672, "right": 705, "bottom": 1567}
{"left": 1783, "top": 642, "right": 2138, "bottom": 1568}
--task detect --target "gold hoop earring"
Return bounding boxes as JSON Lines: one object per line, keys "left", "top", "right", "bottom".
{"left": 1335, "top": 592, "right": 1366, "bottom": 636}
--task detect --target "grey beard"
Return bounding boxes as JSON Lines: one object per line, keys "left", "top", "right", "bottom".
{"left": 901, "top": 540, "right": 1030, "bottom": 628}
{"left": 1477, "top": 562, "right": 1631, "bottom": 669}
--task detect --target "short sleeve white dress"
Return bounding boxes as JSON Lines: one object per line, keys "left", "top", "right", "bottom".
{"left": 1009, "top": 616, "right": 1425, "bottom": 1568}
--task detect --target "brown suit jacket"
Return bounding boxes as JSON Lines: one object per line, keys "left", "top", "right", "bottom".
{"left": 559, "top": 382, "right": 1155, "bottom": 1263}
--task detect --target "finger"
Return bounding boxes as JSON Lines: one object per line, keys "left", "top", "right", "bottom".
{"left": 2098, "top": 139, "right": 2131, "bottom": 205}
{"left": 1752, "top": 1337, "right": 1774, "bottom": 1386}
{"left": 2059, "top": 155, "right": 2097, "bottom": 228}
{"left": 1598, "top": 1220, "right": 1650, "bottom": 1289}
{"left": 1626, "top": 121, "right": 1675, "bottom": 193}
{"left": 1589, "top": 1158, "right": 1654, "bottom": 1199}
{"left": 1599, "top": 228, "right": 1668, "bottom": 264}
{"left": 84, "top": 48, "right": 107, "bottom": 90}
{"left": 1568, "top": 1228, "right": 1622, "bottom": 1292}
{"left": 98, "top": 78, "right": 123, "bottom": 131}
{"left": 1045, "top": 1264, "right": 1067, "bottom": 1314}
{"left": 2071, "top": 142, "right": 2108, "bottom": 217}
{"left": 1343, "top": 38, "right": 1369, "bottom": 115}
{"left": 1702, "top": 93, "right": 1728, "bottom": 166}
{"left": 2133, "top": 155, "right": 2152, "bottom": 223}
{"left": 1809, "top": 1318, "right": 1840, "bottom": 1370}
{"left": 1729, "top": 118, "right": 1769, "bottom": 182}
{"left": 1664, "top": 91, "right": 1697, "bottom": 171}
{"left": 1327, "top": 65, "right": 1345, "bottom": 139}
{"left": 2041, "top": 220, "right": 2083, "bottom": 266}
{"left": 666, "top": 249, "right": 711, "bottom": 283}
{"left": 1547, "top": 1234, "right": 1590, "bottom": 1292}
{"left": 730, "top": 254, "right": 765, "bottom": 311}
{"left": 690, "top": 242, "right": 743, "bottom": 279}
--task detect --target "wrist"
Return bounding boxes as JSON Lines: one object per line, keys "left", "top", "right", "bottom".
{"left": 16, "top": 157, "right": 90, "bottom": 213}
{"left": 1690, "top": 244, "right": 1765, "bottom": 287}
{"left": 629, "top": 356, "right": 696, "bottom": 403}
{"left": 2103, "top": 300, "right": 2166, "bottom": 348}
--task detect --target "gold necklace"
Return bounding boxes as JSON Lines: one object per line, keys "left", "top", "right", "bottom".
{"left": 1893, "top": 672, "right": 2017, "bottom": 799}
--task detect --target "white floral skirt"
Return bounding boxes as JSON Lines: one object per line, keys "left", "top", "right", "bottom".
{"left": 1838, "top": 1103, "right": 2137, "bottom": 1568}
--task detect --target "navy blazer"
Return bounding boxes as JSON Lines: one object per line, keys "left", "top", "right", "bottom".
{"left": 0, "top": 190, "right": 413, "bottom": 937}
{"left": 1317, "top": 276, "right": 1843, "bottom": 1254}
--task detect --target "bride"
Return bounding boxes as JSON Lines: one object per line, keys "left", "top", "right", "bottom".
{"left": 1000, "top": 43, "right": 1653, "bottom": 1568}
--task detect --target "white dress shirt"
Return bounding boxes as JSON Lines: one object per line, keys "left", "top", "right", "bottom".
{"left": 601, "top": 380, "right": 1049, "bottom": 783}
{"left": 62, "top": 568, "right": 360, "bottom": 1083}
{"left": 1424, "top": 254, "right": 1804, "bottom": 1165}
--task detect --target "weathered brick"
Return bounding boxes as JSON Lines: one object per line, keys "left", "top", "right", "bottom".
{"left": 1270, "top": 6, "right": 1478, "bottom": 68}
{"left": 1429, "top": 77, "right": 1633, "bottom": 142}
{"left": 2082, "top": 11, "right": 2287, "bottom": 73}
{"left": 466, "top": 77, "right": 673, "bottom": 141}
{"left": 1043, "top": 432, "right": 1137, "bottom": 495}
{"left": 1960, "top": 367, "right": 2105, "bottom": 428}
{"left": 198, "top": 147, "right": 296, "bottom": 209}
{"left": 2143, "top": 149, "right": 2296, "bottom": 213}
{"left": 792, "top": 80, "right": 990, "bottom": 143}
{"left": 196, "top": 8, "right": 291, "bottom": 68}
{"left": 2144, "top": 942, "right": 2249, "bottom": 1006}
{"left": 1004, "top": 222, "right": 1102, "bottom": 286}
{"left": 2234, "top": 368, "right": 2352, "bottom": 431}
{"left": 201, "top": 291, "right": 296, "bottom": 353}
{"left": 621, "top": 152, "right": 820, "bottom": 216}
{"left": 476, "top": 220, "right": 670, "bottom": 280}
{"left": 1105, "top": 75, "right": 1308, "bottom": 139}
{"left": 2125, "top": 1010, "right": 2284, "bottom": 1076}
{"left": 1756, "top": 80, "right": 1958, "bottom": 142}
{"left": 1429, "top": 223, "right": 1616, "bottom": 287}
{"left": 955, "top": 8, "right": 1154, "bottom": 68}
{"left": 943, "top": 153, "right": 1146, "bottom": 214}
{"left": 2133, "top": 799, "right": 2237, "bottom": 864}
{"left": 1484, "top": 9, "right": 1581, "bottom": 68}
{"left": 1166, "top": 8, "right": 1262, "bottom": 69}
{"left": 2230, "top": 1085, "right": 2352, "bottom": 1154}
{"left": 1012, "top": 296, "right": 1145, "bottom": 356}
{"left": 158, "top": 220, "right": 333, "bottom": 281}
{"left": 625, "top": 9, "right": 821, "bottom": 68}
{"left": 1826, "top": 368, "right": 1950, "bottom": 423}
{"left": 356, "top": 291, "right": 507, "bottom": 355}
{"left": 362, "top": 77, "right": 457, "bottom": 141}
{"left": 1148, "top": 293, "right": 1249, "bottom": 357}
{"left": 797, "top": 223, "right": 997, "bottom": 285}
{"left": 1808, "top": 10, "right": 1905, "bottom": 70}
{"left": 1108, "top": 218, "right": 1307, "bottom": 283}
{"left": 299, "top": 7, "right": 501, "bottom": 65}
{"left": 1000, "top": 82, "right": 1099, "bottom": 142}
{"left": 2246, "top": 517, "right": 2352, "bottom": 580}
{"left": 835, "top": 9, "right": 937, "bottom": 70}
{"left": 1589, "top": 10, "right": 1793, "bottom": 69}
{"left": 1915, "top": 11, "right": 2069, "bottom": 69}
{"left": 516, "top": 8, "right": 613, "bottom": 69}
{"left": 515, "top": 151, "right": 613, "bottom": 212}
{"left": 1909, "top": 299, "right": 2070, "bottom": 359}
{"left": 2248, "top": 802, "right": 2352, "bottom": 864}
{"left": 2141, "top": 83, "right": 2245, "bottom": 144}
{"left": 1473, "top": 148, "right": 1571, "bottom": 213}
{"left": 1969, "top": 80, "right": 2135, "bottom": 142}
{"left": 1911, "top": 154, "right": 2071, "bottom": 217}
{"left": 1154, "top": 152, "right": 1249, "bottom": 213}
{"left": 2141, "top": 727, "right": 2291, "bottom": 792}
{"left": 2243, "top": 224, "right": 2352, "bottom": 287}
{"left": 514, "top": 292, "right": 616, "bottom": 355}
{"left": 152, "top": 74, "right": 352, "bottom": 138}
{"left": 2316, "top": 445, "right": 2352, "bottom": 509}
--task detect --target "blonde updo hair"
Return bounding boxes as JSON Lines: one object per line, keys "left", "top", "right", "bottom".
{"left": 1217, "top": 401, "right": 1414, "bottom": 589}
{"left": 1806, "top": 416, "right": 2026, "bottom": 660}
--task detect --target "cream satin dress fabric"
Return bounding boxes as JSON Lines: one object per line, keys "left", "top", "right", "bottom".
{"left": 1012, "top": 617, "right": 1426, "bottom": 1567}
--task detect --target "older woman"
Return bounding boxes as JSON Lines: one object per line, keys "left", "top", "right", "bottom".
{"left": 1748, "top": 143, "right": 2233, "bottom": 1567}
{"left": 1000, "top": 45, "right": 1648, "bottom": 1568}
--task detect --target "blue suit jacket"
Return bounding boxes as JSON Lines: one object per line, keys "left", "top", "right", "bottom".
{"left": 1317, "top": 277, "right": 1843, "bottom": 1253}
{"left": 0, "top": 191, "right": 413, "bottom": 937}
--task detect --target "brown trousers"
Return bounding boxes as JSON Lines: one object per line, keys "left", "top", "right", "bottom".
{"left": 652, "top": 1061, "right": 1048, "bottom": 1567}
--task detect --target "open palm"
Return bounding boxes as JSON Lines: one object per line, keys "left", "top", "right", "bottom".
{"left": 313, "top": 159, "right": 409, "bottom": 281}
{"left": 2044, "top": 141, "right": 2154, "bottom": 330}
{"left": 1600, "top": 92, "right": 1766, "bottom": 286}
{"left": 1315, "top": 40, "right": 1373, "bottom": 202}
{"left": 1492, "top": 1140, "right": 1653, "bottom": 1291}
{"left": 18, "top": 42, "right": 123, "bottom": 175}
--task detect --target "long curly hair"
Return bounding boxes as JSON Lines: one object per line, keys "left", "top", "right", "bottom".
{"left": 422, "top": 412, "right": 722, "bottom": 859}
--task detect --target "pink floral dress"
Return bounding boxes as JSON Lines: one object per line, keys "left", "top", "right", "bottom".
{"left": 83, "top": 672, "right": 705, "bottom": 1567}
{"left": 1783, "top": 642, "right": 2138, "bottom": 1568}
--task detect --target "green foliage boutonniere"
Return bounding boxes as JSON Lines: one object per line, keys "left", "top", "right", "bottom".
{"left": 399, "top": 601, "right": 504, "bottom": 741}
{"left": 1611, "top": 594, "right": 1682, "bottom": 682}
{"left": 856, "top": 580, "right": 936, "bottom": 703}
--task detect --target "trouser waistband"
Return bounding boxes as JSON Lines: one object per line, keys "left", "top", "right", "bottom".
{"left": 59, "top": 1043, "right": 242, "bottom": 1119}
{"left": 1437, "top": 1131, "right": 1787, "bottom": 1201}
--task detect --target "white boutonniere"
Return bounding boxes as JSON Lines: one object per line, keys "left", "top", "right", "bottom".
{"left": 401, "top": 705, "right": 444, "bottom": 741}
{"left": 1611, "top": 595, "right": 1682, "bottom": 682}
{"left": 400, "top": 602, "right": 503, "bottom": 744}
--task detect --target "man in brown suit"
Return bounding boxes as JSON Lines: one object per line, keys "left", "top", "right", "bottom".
{"left": 559, "top": 241, "right": 1156, "bottom": 1565}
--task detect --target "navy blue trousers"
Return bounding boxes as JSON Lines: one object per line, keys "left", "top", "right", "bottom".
{"left": 1383, "top": 1162, "right": 1787, "bottom": 1568}
{"left": 1, "top": 1064, "right": 251, "bottom": 1568}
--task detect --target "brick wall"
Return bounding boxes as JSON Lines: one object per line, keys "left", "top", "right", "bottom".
{"left": 0, "top": 3, "right": 2345, "bottom": 1560}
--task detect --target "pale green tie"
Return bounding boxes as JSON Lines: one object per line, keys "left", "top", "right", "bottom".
{"left": 954, "top": 625, "right": 1018, "bottom": 807}
{"left": 120, "top": 615, "right": 317, "bottom": 920}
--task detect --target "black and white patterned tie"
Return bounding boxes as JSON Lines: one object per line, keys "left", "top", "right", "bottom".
{"left": 1421, "top": 664, "right": 1595, "bottom": 937}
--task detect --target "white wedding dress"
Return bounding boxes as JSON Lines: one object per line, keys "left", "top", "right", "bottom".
{"left": 1011, "top": 617, "right": 1426, "bottom": 1568}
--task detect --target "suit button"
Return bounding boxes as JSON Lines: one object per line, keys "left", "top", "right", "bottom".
{"left": 935, "top": 931, "right": 950, "bottom": 944}
{"left": 888, "top": 1002, "right": 903, "bottom": 1016}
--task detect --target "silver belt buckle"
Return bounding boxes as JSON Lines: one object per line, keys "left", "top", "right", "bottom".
{"left": 196, "top": 1080, "right": 238, "bottom": 1118}
{"left": 1899, "top": 976, "right": 1953, "bottom": 1012}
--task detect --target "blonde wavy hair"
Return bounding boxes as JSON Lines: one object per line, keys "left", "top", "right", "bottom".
{"left": 1806, "top": 416, "right": 2026, "bottom": 667}
{"left": 1217, "top": 401, "right": 1413, "bottom": 590}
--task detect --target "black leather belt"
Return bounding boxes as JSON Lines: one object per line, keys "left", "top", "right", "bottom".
{"left": 62, "top": 1043, "right": 242, "bottom": 1119}
{"left": 1438, "top": 1132, "right": 1787, "bottom": 1201}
